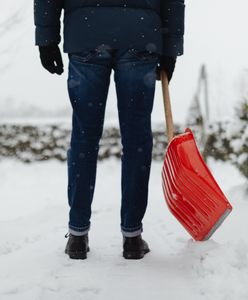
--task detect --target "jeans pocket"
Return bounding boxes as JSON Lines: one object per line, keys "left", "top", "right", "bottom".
{"left": 69, "top": 48, "right": 99, "bottom": 63}
{"left": 128, "top": 49, "right": 159, "bottom": 61}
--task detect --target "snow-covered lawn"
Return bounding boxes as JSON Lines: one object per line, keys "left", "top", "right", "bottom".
{"left": 0, "top": 158, "right": 247, "bottom": 300}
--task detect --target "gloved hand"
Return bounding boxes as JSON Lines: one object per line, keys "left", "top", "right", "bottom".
{"left": 156, "top": 56, "right": 177, "bottom": 82}
{"left": 39, "top": 44, "right": 64, "bottom": 75}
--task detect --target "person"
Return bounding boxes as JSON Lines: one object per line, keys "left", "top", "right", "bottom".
{"left": 34, "top": 0, "right": 185, "bottom": 260}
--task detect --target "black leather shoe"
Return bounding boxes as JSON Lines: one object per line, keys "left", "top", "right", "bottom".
{"left": 123, "top": 235, "right": 150, "bottom": 259}
{"left": 65, "top": 233, "right": 90, "bottom": 260}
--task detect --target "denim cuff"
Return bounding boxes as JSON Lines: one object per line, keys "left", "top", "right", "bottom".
{"left": 121, "top": 224, "right": 143, "bottom": 237}
{"left": 68, "top": 223, "right": 90, "bottom": 236}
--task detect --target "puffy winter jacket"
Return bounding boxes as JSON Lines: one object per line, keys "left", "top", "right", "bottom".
{"left": 34, "top": 0, "right": 185, "bottom": 57}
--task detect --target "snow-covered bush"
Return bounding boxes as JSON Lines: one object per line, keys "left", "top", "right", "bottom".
{"left": 232, "top": 100, "right": 248, "bottom": 178}
{"left": 205, "top": 100, "right": 248, "bottom": 179}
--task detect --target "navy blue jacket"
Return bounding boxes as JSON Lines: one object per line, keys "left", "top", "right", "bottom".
{"left": 34, "top": 0, "right": 185, "bottom": 57}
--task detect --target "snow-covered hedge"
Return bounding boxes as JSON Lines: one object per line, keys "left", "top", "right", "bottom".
{"left": 0, "top": 116, "right": 247, "bottom": 179}
{"left": 0, "top": 123, "right": 182, "bottom": 163}
{"left": 0, "top": 124, "right": 70, "bottom": 162}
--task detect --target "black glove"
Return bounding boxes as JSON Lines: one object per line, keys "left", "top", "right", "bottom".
{"left": 39, "top": 44, "right": 64, "bottom": 75}
{"left": 156, "top": 56, "right": 176, "bottom": 82}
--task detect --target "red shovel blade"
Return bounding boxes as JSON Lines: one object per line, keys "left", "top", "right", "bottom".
{"left": 162, "top": 128, "right": 232, "bottom": 241}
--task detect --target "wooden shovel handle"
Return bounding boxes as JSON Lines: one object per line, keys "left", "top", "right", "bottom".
{"left": 161, "top": 70, "right": 174, "bottom": 143}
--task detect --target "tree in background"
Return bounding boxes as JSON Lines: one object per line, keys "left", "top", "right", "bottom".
{"left": 186, "top": 65, "right": 209, "bottom": 161}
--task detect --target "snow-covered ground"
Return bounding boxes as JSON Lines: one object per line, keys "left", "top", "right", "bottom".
{"left": 1, "top": 1, "right": 248, "bottom": 299}
{"left": 0, "top": 157, "right": 247, "bottom": 300}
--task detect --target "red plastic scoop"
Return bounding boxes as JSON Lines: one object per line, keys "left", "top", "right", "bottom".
{"left": 160, "top": 71, "right": 232, "bottom": 241}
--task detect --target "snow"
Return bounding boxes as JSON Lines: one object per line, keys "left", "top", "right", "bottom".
{"left": 0, "top": 157, "right": 247, "bottom": 300}
{"left": 1, "top": 1, "right": 248, "bottom": 298}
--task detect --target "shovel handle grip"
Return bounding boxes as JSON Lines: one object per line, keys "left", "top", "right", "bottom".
{"left": 161, "top": 70, "right": 174, "bottom": 143}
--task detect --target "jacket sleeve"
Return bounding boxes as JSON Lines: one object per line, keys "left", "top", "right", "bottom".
{"left": 34, "top": 0, "right": 63, "bottom": 46}
{"left": 160, "top": 0, "right": 185, "bottom": 57}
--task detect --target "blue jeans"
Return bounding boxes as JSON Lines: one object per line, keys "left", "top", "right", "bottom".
{"left": 67, "top": 47, "right": 159, "bottom": 237}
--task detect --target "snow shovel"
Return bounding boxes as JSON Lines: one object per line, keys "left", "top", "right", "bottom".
{"left": 160, "top": 70, "right": 232, "bottom": 241}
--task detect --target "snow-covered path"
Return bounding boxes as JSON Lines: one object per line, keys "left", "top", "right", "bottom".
{"left": 0, "top": 158, "right": 247, "bottom": 300}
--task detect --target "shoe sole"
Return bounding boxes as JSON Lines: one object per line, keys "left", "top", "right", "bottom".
{"left": 65, "top": 247, "right": 90, "bottom": 260}
{"left": 123, "top": 249, "right": 150, "bottom": 260}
